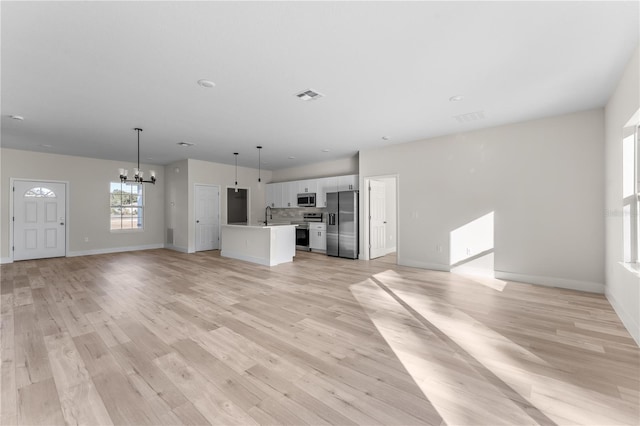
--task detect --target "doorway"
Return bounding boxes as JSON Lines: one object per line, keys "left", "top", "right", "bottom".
{"left": 227, "top": 188, "right": 248, "bottom": 225}
{"left": 364, "top": 175, "right": 398, "bottom": 260}
{"left": 13, "top": 179, "right": 67, "bottom": 261}
{"left": 195, "top": 184, "right": 220, "bottom": 251}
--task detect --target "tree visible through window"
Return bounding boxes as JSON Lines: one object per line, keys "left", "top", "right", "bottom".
{"left": 110, "top": 182, "right": 143, "bottom": 230}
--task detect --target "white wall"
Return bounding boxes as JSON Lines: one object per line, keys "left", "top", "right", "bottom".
{"left": 604, "top": 46, "right": 640, "bottom": 345}
{"left": 1, "top": 148, "right": 165, "bottom": 261}
{"left": 270, "top": 155, "right": 358, "bottom": 182}
{"left": 186, "top": 158, "right": 272, "bottom": 253}
{"left": 360, "top": 108, "right": 605, "bottom": 293}
{"left": 164, "top": 159, "right": 189, "bottom": 251}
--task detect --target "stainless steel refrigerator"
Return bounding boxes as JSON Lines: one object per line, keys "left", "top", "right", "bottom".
{"left": 326, "top": 191, "right": 358, "bottom": 259}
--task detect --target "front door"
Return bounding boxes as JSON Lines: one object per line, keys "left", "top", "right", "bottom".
{"left": 195, "top": 184, "right": 220, "bottom": 251}
{"left": 369, "top": 179, "right": 386, "bottom": 259}
{"left": 13, "top": 180, "right": 67, "bottom": 261}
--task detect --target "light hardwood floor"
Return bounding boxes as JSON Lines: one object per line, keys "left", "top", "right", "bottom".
{"left": 1, "top": 249, "right": 638, "bottom": 425}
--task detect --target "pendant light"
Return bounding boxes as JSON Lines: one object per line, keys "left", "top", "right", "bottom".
{"left": 233, "top": 152, "right": 239, "bottom": 192}
{"left": 118, "top": 128, "right": 156, "bottom": 184}
{"left": 256, "top": 146, "right": 262, "bottom": 183}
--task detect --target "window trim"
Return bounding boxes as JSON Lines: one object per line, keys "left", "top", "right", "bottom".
{"left": 110, "top": 181, "right": 145, "bottom": 233}
{"left": 623, "top": 123, "right": 639, "bottom": 265}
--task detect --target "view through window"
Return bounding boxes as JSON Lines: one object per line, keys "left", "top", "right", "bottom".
{"left": 622, "top": 124, "right": 639, "bottom": 264}
{"left": 110, "top": 182, "right": 143, "bottom": 230}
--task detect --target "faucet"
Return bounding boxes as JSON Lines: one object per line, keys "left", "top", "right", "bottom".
{"left": 264, "top": 205, "right": 272, "bottom": 226}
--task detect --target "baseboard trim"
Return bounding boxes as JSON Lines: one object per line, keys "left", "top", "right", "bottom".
{"left": 67, "top": 244, "right": 165, "bottom": 258}
{"left": 495, "top": 270, "right": 604, "bottom": 294}
{"left": 398, "top": 258, "right": 451, "bottom": 272}
{"left": 164, "top": 244, "right": 189, "bottom": 253}
{"left": 1, "top": 257, "right": 13, "bottom": 265}
{"left": 606, "top": 288, "right": 640, "bottom": 347}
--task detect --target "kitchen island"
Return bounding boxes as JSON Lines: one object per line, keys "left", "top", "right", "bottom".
{"left": 220, "top": 224, "right": 297, "bottom": 266}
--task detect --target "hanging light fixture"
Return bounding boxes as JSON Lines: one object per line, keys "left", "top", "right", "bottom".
{"left": 233, "top": 152, "right": 239, "bottom": 192}
{"left": 119, "top": 128, "right": 156, "bottom": 184}
{"left": 256, "top": 146, "right": 262, "bottom": 183}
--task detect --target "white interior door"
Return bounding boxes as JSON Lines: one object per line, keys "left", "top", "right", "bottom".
{"left": 13, "top": 180, "right": 66, "bottom": 261}
{"left": 195, "top": 184, "right": 220, "bottom": 251}
{"left": 369, "top": 179, "right": 386, "bottom": 259}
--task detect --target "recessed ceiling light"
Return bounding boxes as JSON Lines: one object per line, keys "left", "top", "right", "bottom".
{"left": 449, "top": 95, "right": 464, "bottom": 102}
{"left": 40, "top": 144, "right": 52, "bottom": 148}
{"left": 288, "top": 156, "right": 296, "bottom": 159}
{"left": 197, "top": 79, "right": 216, "bottom": 88}
{"left": 321, "top": 149, "right": 330, "bottom": 153}
{"left": 177, "top": 142, "right": 194, "bottom": 147}
{"left": 10, "top": 115, "right": 24, "bottom": 121}
{"left": 381, "top": 136, "right": 390, "bottom": 141}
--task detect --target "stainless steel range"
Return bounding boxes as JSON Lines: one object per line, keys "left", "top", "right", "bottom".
{"left": 292, "top": 212, "right": 323, "bottom": 251}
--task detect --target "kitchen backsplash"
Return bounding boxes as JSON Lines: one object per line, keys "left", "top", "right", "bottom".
{"left": 270, "top": 207, "right": 326, "bottom": 222}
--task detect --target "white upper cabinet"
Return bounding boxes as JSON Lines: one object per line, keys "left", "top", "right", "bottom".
{"left": 266, "top": 183, "right": 284, "bottom": 208}
{"left": 266, "top": 183, "right": 276, "bottom": 208}
{"left": 337, "top": 174, "right": 358, "bottom": 191}
{"left": 282, "top": 181, "right": 297, "bottom": 208}
{"left": 267, "top": 174, "right": 357, "bottom": 208}
{"left": 317, "top": 177, "right": 337, "bottom": 207}
{"left": 297, "top": 179, "right": 317, "bottom": 194}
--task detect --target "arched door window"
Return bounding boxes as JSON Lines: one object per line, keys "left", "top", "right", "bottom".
{"left": 24, "top": 187, "right": 57, "bottom": 198}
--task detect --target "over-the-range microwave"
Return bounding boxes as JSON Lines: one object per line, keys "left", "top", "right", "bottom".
{"left": 297, "top": 193, "right": 316, "bottom": 207}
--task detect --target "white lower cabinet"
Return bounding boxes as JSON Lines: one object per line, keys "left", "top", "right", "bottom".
{"left": 309, "top": 223, "right": 326, "bottom": 251}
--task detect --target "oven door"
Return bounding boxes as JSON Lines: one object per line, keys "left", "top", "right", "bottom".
{"left": 296, "top": 226, "right": 310, "bottom": 250}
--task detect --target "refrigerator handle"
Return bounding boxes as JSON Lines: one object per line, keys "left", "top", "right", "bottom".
{"left": 328, "top": 213, "right": 335, "bottom": 226}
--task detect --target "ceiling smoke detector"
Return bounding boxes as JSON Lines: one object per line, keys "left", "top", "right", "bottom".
{"left": 295, "top": 89, "right": 324, "bottom": 101}
{"left": 197, "top": 79, "right": 216, "bottom": 88}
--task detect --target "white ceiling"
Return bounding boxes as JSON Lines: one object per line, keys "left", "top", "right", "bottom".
{"left": 2, "top": 1, "right": 638, "bottom": 170}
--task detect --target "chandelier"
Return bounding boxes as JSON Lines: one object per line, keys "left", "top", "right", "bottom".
{"left": 118, "top": 128, "right": 156, "bottom": 184}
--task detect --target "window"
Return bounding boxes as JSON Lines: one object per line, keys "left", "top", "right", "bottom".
{"left": 623, "top": 124, "right": 639, "bottom": 264}
{"left": 110, "top": 182, "right": 143, "bottom": 231}
{"left": 25, "top": 187, "right": 56, "bottom": 198}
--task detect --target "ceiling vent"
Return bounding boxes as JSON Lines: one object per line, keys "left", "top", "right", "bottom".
{"left": 295, "top": 89, "right": 324, "bottom": 101}
{"left": 453, "top": 111, "right": 485, "bottom": 123}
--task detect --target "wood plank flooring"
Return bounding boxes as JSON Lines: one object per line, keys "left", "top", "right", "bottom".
{"left": 1, "top": 249, "right": 638, "bottom": 425}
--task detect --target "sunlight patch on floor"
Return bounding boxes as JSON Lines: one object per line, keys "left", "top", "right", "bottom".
{"left": 453, "top": 272, "right": 507, "bottom": 291}
{"left": 350, "top": 277, "right": 542, "bottom": 425}
{"left": 355, "top": 269, "right": 640, "bottom": 425}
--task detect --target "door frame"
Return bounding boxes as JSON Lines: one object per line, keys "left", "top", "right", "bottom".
{"left": 10, "top": 178, "right": 70, "bottom": 263}
{"left": 362, "top": 174, "right": 399, "bottom": 262}
{"left": 225, "top": 186, "right": 251, "bottom": 225}
{"left": 193, "top": 183, "right": 221, "bottom": 252}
